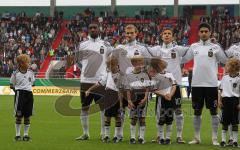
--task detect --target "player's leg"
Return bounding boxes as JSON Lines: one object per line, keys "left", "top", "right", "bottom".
{"left": 113, "top": 116, "right": 122, "bottom": 143}
{"left": 14, "top": 90, "right": 23, "bottom": 141}
{"left": 22, "top": 117, "right": 31, "bottom": 141}
{"left": 189, "top": 87, "right": 204, "bottom": 144}
{"left": 231, "top": 98, "right": 239, "bottom": 147}
{"left": 119, "top": 98, "right": 127, "bottom": 141}
{"left": 22, "top": 91, "right": 34, "bottom": 141}
{"left": 130, "top": 117, "right": 137, "bottom": 144}
{"left": 103, "top": 117, "right": 111, "bottom": 143}
{"left": 220, "top": 124, "right": 228, "bottom": 147}
{"left": 228, "top": 125, "right": 234, "bottom": 146}
{"left": 206, "top": 87, "right": 219, "bottom": 146}
{"left": 174, "top": 86, "right": 185, "bottom": 143}
{"left": 93, "top": 86, "right": 106, "bottom": 139}
{"left": 152, "top": 96, "right": 160, "bottom": 143}
{"left": 76, "top": 84, "right": 93, "bottom": 140}
{"left": 15, "top": 116, "right": 22, "bottom": 141}
{"left": 138, "top": 117, "right": 146, "bottom": 144}
{"left": 158, "top": 108, "right": 166, "bottom": 145}
{"left": 165, "top": 108, "right": 174, "bottom": 145}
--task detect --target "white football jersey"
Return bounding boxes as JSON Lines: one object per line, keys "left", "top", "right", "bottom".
{"left": 150, "top": 42, "right": 188, "bottom": 85}
{"left": 10, "top": 69, "right": 35, "bottom": 91}
{"left": 226, "top": 43, "right": 240, "bottom": 60}
{"left": 125, "top": 70, "right": 151, "bottom": 90}
{"left": 76, "top": 37, "right": 113, "bottom": 83}
{"left": 99, "top": 72, "right": 126, "bottom": 91}
{"left": 220, "top": 74, "right": 240, "bottom": 97}
{"left": 182, "top": 40, "right": 227, "bottom": 87}
{"left": 116, "top": 40, "right": 152, "bottom": 58}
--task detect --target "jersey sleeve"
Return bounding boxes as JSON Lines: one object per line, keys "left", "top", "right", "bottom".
{"left": 98, "top": 73, "right": 108, "bottom": 86}
{"left": 215, "top": 45, "right": 228, "bottom": 64}
{"left": 176, "top": 45, "right": 189, "bottom": 57}
{"left": 31, "top": 72, "right": 36, "bottom": 85}
{"left": 10, "top": 71, "right": 16, "bottom": 86}
{"left": 181, "top": 45, "right": 194, "bottom": 63}
{"left": 148, "top": 46, "right": 161, "bottom": 57}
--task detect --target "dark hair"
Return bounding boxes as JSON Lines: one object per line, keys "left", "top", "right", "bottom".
{"left": 198, "top": 23, "right": 211, "bottom": 31}
{"left": 162, "top": 27, "right": 173, "bottom": 33}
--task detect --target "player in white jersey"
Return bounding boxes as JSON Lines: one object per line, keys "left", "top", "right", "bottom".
{"left": 85, "top": 56, "right": 127, "bottom": 143}
{"left": 226, "top": 43, "right": 240, "bottom": 60}
{"left": 218, "top": 58, "right": 240, "bottom": 147}
{"left": 125, "top": 55, "right": 150, "bottom": 144}
{"left": 148, "top": 58, "right": 176, "bottom": 145}
{"left": 10, "top": 54, "right": 35, "bottom": 141}
{"left": 112, "top": 24, "right": 152, "bottom": 139}
{"left": 150, "top": 27, "right": 188, "bottom": 143}
{"left": 183, "top": 23, "right": 228, "bottom": 145}
{"left": 225, "top": 43, "right": 240, "bottom": 146}
{"left": 75, "top": 23, "right": 113, "bottom": 141}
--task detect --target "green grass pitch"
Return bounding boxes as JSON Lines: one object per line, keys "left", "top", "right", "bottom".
{"left": 0, "top": 95, "right": 238, "bottom": 150}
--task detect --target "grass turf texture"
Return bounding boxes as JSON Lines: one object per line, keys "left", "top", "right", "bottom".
{"left": 0, "top": 95, "right": 238, "bottom": 150}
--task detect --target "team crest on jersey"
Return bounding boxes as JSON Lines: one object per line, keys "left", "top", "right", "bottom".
{"left": 121, "top": 50, "right": 127, "bottom": 56}
{"left": 233, "top": 83, "right": 237, "bottom": 88}
{"left": 114, "top": 78, "right": 118, "bottom": 83}
{"left": 100, "top": 46, "right": 104, "bottom": 54}
{"left": 140, "top": 78, "right": 144, "bottom": 83}
{"left": 171, "top": 50, "right": 176, "bottom": 59}
{"left": 208, "top": 49, "right": 213, "bottom": 57}
{"left": 194, "top": 51, "right": 199, "bottom": 55}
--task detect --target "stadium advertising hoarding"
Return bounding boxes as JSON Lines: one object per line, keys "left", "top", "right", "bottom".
{"left": 0, "top": 86, "right": 80, "bottom": 96}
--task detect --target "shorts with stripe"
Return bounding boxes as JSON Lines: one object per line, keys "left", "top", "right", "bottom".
{"left": 14, "top": 90, "right": 34, "bottom": 117}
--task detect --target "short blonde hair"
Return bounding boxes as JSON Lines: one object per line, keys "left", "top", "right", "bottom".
{"left": 17, "top": 54, "right": 31, "bottom": 71}
{"left": 226, "top": 58, "right": 240, "bottom": 74}
{"left": 106, "top": 56, "right": 118, "bottom": 71}
{"left": 124, "top": 24, "right": 138, "bottom": 33}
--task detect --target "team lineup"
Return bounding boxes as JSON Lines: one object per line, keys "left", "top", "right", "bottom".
{"left": 10, "top": 22, "right": 240, "bottom": 147}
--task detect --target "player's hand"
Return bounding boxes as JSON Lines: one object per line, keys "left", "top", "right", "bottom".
{"left": 210, "top": 37, "right": 217, "bottom": 43}
{"left": 164, "top": 94, "right": 172, "bottom": 101}
{"left": 85, "top": 90, "right": 90, "bottom": 97}
{"left": 218, "top": 100, "right": 223, "bottom": 108}
{"left": 128, "top": 101, "right": 135, "bottom": 109}
{"left": 139, "top": 98, "right": 147, "bottom": 105}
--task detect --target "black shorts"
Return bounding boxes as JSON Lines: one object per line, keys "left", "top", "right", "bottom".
{"left": 221, "top": 97, "right": 239, "bottom": 126}
{"left": 158, "top": 108, "right": 174, "bottom": 125}
{"left": 129, "top": 91, "right": 147, "bottom": 118}
{"left": 14, "top": 90, "right": 34, "bottom": 117}
{"left": 80, "top": 83, "right": 105, "bottom": 110}
{"left": 192, "top": 87, "right": 218, "bottom": 110}
{"left": 104, "top": 89, "right": 120, "bottom": 117}
{"left": 173, "top": 86, "right": 182, "bottom": 109}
